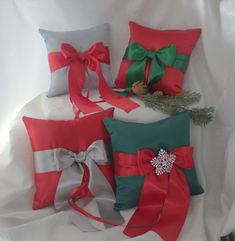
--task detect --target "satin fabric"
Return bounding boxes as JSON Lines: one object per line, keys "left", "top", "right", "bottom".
{"left": 123, "top": 41, "right": 189, "bottom": 92}
{"left": 23, "top": 108, "right": 115, "bottom": 209}
{"left": 104, "top": 113, "right": 203, "bottom": 212}
{"left": 115, "top": 21, "right": 201, "bottom": 96}
{"left": 49, "top": 42, "right": 139, "bottom": 115}
{"left": 33, "top": 141, "right": 124, "bottom": 231}
{"left": 52, "top": 141, "right": 124, "bottom": 231}
{"left": 1, "top": 1, "right": 235, "bottom": 239}
{"left": 115, "top": 146, "right": 194, "bottom": 241}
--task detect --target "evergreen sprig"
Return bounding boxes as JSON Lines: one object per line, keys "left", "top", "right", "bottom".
{"left": 189, "top": 107, "right": 214, "bottom": 126}
{"left": 141, "top": 92, "right": 214, "bottom": 126}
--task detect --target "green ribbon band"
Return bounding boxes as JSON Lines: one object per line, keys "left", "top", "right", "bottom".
{"left": 123, "top": 41, "right": 190, "bottom": 91}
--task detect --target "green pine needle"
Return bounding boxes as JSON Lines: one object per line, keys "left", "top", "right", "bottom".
{"left": 189, "top": 107, "right": 215, "bottom": 126}
{"left": 141, "top": 92, "right": 214, "bottom": 126}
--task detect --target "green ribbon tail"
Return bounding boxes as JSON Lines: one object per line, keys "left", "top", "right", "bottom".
{"left": 126, "top": 59, "right": 147, "bottom": 88}
{"left": 173, "top": 54, "right": 190, "bottom": 73}
{"left": 148, "top": 57, "right": 164, "bottom": 86}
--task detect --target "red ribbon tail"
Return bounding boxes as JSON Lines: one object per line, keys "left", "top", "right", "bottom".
{"left": 68, "top": 62, "right": 104, "bottom": 115}
{"left": 71, "top": 92, "right": 103, "bottom": 114}
{"left": 123, "top": 173, "right": 168, "bottom": 237}
{"left": 97, "top": 65, "right": 139, "bottom": 113}
{"left": 152, "top": 167, "right": 191, "bottom": 241}
{"left": 86, "top": 70, "right": 91, "bottom": 98}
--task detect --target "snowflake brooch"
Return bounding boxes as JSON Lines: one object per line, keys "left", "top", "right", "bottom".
{"left": 150, "top": 149, "right": 176, "bottom": 176}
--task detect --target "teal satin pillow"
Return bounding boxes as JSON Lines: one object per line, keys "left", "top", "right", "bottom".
{"left": 104, "top": 112, "right": 204, "bottom": 211}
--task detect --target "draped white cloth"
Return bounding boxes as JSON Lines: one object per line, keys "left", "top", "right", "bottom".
{"left": 0, "top": 0, "right": 235, "bottom": 240}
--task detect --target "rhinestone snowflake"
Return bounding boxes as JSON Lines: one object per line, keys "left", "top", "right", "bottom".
{"left": 150, "top": 149, "right": 176, "bottom": 176}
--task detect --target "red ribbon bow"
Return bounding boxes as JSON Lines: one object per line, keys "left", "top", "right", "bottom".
{"left": 115, "top": 146, "right": 194, "bottom": 241}
{"left": 48, "top": 42, "right": 139, "bottom": 115}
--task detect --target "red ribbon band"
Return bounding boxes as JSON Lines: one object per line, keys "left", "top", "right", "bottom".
{"left": 48, "top": 42, "right": 139, "bottom": 115}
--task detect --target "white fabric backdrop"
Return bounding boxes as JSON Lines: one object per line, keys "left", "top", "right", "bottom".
{"left": 1, "top": 0, "right": 235, "bottom": 240}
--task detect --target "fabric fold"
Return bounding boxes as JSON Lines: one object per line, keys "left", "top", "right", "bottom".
{"left": 48, "top": 42, "right": 139, "bottom": 115}
{"left": 115, "top": 146, "right": 194, "bottom": 241}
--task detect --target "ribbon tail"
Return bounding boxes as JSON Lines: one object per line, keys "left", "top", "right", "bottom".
{"left": 54, "top": 165, "right": 84, "bottom": 210}
{"left": 68, "top": 62, "right": 103, "bottom": 115}
{"left": 96, "top": 196, "right": 125, "bottom": 229}
{"left": 67, "top": 206, "right": 100, "bottom": 232}
{"left": 152, "top": 166, "right": 191, "bottom": 241}
{"left": 71, "top": 92, "right": 103, "bottom": 114}
{"left": 54, "top": 164, "right": 100, "bottom": 231}
{"left": 123, "top": 173, "right": 168, "bottom": 237}
{"left": 126, "top": 60, "right": 146, "bottom": 88}
{"left": 68, "top": 162, "right": 124, "bottom": 227}
{"left": 96, "top": 63, "right": 139, "bottom": 113}
{"left": 88, "top": 160, "right": 125, "bottom": 227}
{"left": 148, "top": 57, "right": 164, "bottom": 86}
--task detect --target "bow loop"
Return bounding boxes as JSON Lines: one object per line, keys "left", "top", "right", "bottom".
{"left": 171, "top": 146, "right": 194, "bottom": 170}
{"left": 126, "top": 41, "right": 147, "bottom": 60}
{"left": 87, "top": 42, "right": 110, "bottom": 64}
{"left": 54, "top": 148, "right": 76, "bottom": 171}
{"left": 61, "top": 43, "right": 80, "bottom": 61}
{"left": 156, "top": 45, "right": 177, "bottom": 66}
{"left": 84, "top": 42, "right": 110, "bottom": 71}
{"left": 83, "top": 140, "right": 108, "bottom": 166}
{"left": 136, "top": 149, "right": 156, "bottom": 176}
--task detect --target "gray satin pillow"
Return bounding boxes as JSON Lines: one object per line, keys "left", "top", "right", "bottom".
{"left": 39, "top": 23, "right": 114, "bottom": 97}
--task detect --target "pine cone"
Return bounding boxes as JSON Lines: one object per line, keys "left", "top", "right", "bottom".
{"left": 131, "top": 81, "right": 149, "bottom": 96}
{"left": 153, "top": 90, "right": 164, "bottom": 97}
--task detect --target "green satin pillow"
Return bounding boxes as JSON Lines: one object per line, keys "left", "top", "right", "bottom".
{"left": 104, "top": 112, "right": 204, "bottom": 211}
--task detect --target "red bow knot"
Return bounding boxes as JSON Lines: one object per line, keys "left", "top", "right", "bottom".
{"left": 49, "top": 42, "right": 138, "bottom": 116}
{"left": 61, "top": 43, "right": 109, "bottom": 69}
{"left": 120, "top": 146, "right": 194, "bottom": 241}
{"left": 61, "top": 43, "right": 83, "bottom": 62}
{"left": 136, "top": 146, "right": 194, "bottom": 177}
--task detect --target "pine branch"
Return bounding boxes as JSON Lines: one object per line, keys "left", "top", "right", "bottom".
{"left": 189, "top": 107, "right": 215, "bottom": 126}
{"left": 141, "top": 92, "right": 214, "bottom": 126}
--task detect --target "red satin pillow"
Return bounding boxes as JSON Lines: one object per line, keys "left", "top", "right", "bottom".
{"left": 23, "top": 108, "right": 115, "bottom": 209}
{"left": 115, "top": 21, "right": 201, "bottom": 95}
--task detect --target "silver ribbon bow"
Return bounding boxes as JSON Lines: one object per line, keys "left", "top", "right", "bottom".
{"left": 34, "top": 140, "right": 124, "bottom": 231}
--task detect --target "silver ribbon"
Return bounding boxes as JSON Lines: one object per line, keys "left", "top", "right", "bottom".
{"left": 34, "top": 140, "right": 124, "bottom": 231}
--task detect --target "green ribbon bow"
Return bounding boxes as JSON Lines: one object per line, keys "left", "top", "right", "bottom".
{"left": 123, "top": 41, "right": 190, "bottom": 90}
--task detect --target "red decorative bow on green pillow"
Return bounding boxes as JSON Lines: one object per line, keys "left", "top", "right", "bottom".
{"left": 104, "top": 113, "right": 204, "bottom": 240}
{"left": 116, "top": 146, "right": 194, "bottom": 241}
